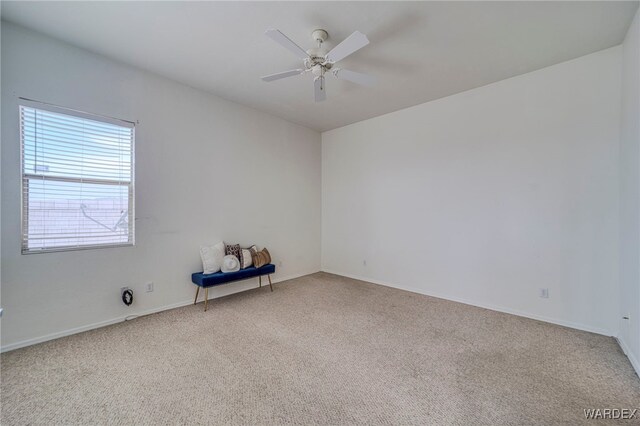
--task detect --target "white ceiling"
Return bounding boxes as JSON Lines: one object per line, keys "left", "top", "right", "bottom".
{"left": 2, "top": 1, "right": 638, "bottom": 132}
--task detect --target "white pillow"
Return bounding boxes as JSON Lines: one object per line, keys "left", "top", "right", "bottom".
{"left": 200, "top": 242, "right": 225, "bottom": 274}
{"left": 240, "top": 248, "right": 253, "bottom": 269}
{"left": 221, "top": 255, "right": 240, "bottom": 273}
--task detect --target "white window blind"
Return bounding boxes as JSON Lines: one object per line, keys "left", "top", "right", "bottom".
{"left": 20, "top": 101, "right": 135, "bottom": 253}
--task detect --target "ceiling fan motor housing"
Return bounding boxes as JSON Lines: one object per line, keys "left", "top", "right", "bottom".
{"left": 307, "top": 29, "right": 331, "bottom": 72}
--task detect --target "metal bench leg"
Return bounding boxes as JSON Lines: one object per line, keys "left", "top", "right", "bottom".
{"left": 204, "top": 288, "right": 209, "bottom": 312}
{"left": 194, "top": 286, "right": 200, "bottom": 305}
{"left": 268, "top": 275, "right": 273, "bottom": 292}
{"left": 259, "top": 276, "right": 262, "bottom": 288}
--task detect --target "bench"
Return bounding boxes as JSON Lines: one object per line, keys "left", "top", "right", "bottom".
{"left": 191, "top": 264, "right": 276, "bottom": 311}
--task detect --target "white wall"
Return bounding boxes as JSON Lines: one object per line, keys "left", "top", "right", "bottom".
{"left": 322, "top": 47, "right": 622, "bottom": 336}
{"left": 1, "top": 18, "right": 635, "bottom": 361}
{"left": 0, "top": 23, "right": 321, "bottom": 350}
{"left": 619, "top": 8, "right": 640, "bottom": 374}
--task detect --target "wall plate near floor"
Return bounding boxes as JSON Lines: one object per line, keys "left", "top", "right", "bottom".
{"left": 539, "top": 288, "right": 549, "bottom": 299}
{"left": 145, "top": 282, "right": 154, "bottom": 292}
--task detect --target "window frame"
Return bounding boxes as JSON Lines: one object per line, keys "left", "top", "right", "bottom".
{"left": 19, "top": 99, "right": 136, "bottom": 254}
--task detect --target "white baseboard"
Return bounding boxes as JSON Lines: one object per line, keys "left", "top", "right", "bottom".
{"left": 321, "top": 269, "right": 613, "bottom": 337}
{"left": 270, "top": 270, "right": 320, "bottom": 284}
{"left": 616, "top": 336, "right": 640, "bottom": 377}
{"left": 0, "top": 299, "right": 194, "bottom": 353}
{"left": 1, "top": 269, "right": 319, "bottom": 353}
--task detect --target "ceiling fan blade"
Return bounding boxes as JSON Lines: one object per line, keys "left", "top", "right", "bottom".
{"left": 314, "top": 76, "right": 326, "bottom": 102}
{"left": 264, "top": 28, "right": 309, "bottom": 60}
{"left": 261, "top": 69, "right": 304, "bottom": 82}
{"left": 325, "top": 31, "right": 369, "bottom": 63}
{"left": 334, "top": 69, "right": 376, "bottom": 86}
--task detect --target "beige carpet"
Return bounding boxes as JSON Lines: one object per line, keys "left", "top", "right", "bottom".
{"left": 1, "top": 272, "right": 639, "bottom": 425}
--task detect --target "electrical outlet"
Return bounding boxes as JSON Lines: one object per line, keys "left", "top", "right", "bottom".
{"left": 363, "top": 260, "right": 367, "bottom": 266}
{"left": 539, "top": 288, "right": 549, "bottom": 299}
{"left": 145, "top": 282, "right": 154, "bottom": 292}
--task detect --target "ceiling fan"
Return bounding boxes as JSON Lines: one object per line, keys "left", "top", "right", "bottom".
{"left": 261, "top": 28, "right": 375, "bottom": 102}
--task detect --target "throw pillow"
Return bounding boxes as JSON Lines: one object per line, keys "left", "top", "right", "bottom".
{"left": 225, "top": 243, "right": 243, "bottom": 268}
{"left": 253, "top": 247, "right": 271, "bottom": 268}
{"left": 240, "top": 248, "right": 253, "bottom": 269}
{"left": 200, "top": 242, "right": 225, "bottom": 274}
{"left": 221, "top": 255, "right": 240, "bottom": 273}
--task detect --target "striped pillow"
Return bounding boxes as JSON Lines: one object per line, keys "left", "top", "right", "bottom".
{"left": 252, "top": 247, "right": 271, "bottom": 268}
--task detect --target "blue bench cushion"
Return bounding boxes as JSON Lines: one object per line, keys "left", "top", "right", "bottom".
{"left": 191, "top": 264, "right": 276, "bottom": 288}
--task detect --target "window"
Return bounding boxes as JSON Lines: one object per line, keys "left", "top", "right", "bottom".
{"left": 20, "top": 100, "right": 135, "bottom": 253}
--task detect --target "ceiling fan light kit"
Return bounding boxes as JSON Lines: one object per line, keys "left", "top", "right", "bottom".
{"left": 262, "top": 28, "right": 375, "bottom": 102}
